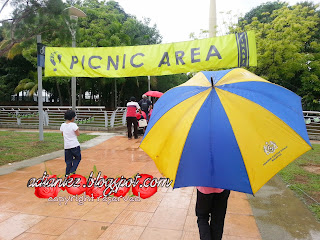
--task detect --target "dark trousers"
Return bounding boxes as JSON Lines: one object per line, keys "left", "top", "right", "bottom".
{"left": 127, "top": 117, "right": 138, "bottom": 138}
{"left": 64, "top": 146, "right": 81, "bottom": 175}
{"left": 195, "top": 189, "right": 230, "bottom": 240}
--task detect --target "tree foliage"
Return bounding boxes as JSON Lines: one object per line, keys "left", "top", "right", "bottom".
{"left": 0, "top": 0, "right": 177, "bottom": 108}
{"left": 77, "top": 0, "right": 161, "bottom": 47}
{"left": 14, "top": 71, "right": 38, "bottom": 96}
{"left": 71, "top": 0, "right": 164, "bottom": 107}
{"left": 2, "top": 0, "right": 319, "bottom": 110}
{"left": 0, "top": 0, "right": 69, "bottom": 58}
{"left": 231, "top": 1, "right": 320, "bottom": 110}
{"left": 238, "top": 1, "right": 286, "bottom": 26}
{"left": 0, "top": 55, "right": 34, "bottom": 102}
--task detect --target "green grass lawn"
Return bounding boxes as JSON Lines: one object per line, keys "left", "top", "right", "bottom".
{"left": 279, "top": 144, "right": 320, "bottom": 221}
{"left": 0, "top": 131, "right": 98, "bottom": 166}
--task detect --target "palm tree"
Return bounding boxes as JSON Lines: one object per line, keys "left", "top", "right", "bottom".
{"left": 14, "top": 71, "right": 38, "bottom": 99}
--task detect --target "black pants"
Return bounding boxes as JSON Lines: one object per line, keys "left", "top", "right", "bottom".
{"left": 127, "top": 117, "right": 138, "bottom": 138}
{"left": 64, "top": 146, "right": 81, "bottom": 175}
{"left": 195, "top": 189, "right": 230, "bottom": 240}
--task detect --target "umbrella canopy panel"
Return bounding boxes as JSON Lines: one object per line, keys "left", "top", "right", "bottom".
{"left": 140, "top": 68, "right": 311, "bottom": 194}
{"left": 145, "top": 91, "right": 164, "bottom": 98}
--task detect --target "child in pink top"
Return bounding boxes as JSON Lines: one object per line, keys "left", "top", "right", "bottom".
{"left": 197, "top": 187, "right": 224, "bottom": 194}
{"left": 196, "top": 186, "right": 230, "bottom": 240}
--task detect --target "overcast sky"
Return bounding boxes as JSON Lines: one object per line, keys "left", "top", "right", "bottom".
{"left": 1, "top": 0, "right": 319, "bottom": 43}
{"left": 116, "top": 0, "right": 319, "bottom": 43}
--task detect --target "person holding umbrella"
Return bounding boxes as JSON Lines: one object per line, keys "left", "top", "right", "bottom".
{"left": 140, "top": 68, "right": 312, "bottom": 239}
{"left": 138, "top": 94, "right": 152, "bottom": 120}
{"left": 196, "top": 186, "right": 230, "bottom": 240}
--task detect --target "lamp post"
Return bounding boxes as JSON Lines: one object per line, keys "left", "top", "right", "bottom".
{"left": 148, "top": 76, "right": 151, "bottom": 101}
{"left": 209, "top": 0, "right": 217, "bottom": 37}
{"left": 65, "top": 6, "right": 86, "bottom": 111}
{"left": 37, "top": 35, "right": 44, "bottom": 141}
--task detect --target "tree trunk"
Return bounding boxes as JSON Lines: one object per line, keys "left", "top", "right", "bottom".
{"left": 110, "top": 84, "right": 114, "bottom": 110}
{"left": 67, "top": 84, "right": 71, "bottom": 106}
{"left": 118, "top": 81, "right": 125, "bottom": 107}
{"left": 56, "top": 81, "right": 63, "bottom": 106}
{"left": 90, "top": 88, "right": 93, "bottom": 105}
{"left": 98, "top": 91, "right": 102, "bottom": 106}
{"left": 78, "top": 85, "right": 82, "bottom": 106}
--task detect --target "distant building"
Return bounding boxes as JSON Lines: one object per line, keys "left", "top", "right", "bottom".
{"left": 11, "top": 90, "right": 52, "bottom": 102}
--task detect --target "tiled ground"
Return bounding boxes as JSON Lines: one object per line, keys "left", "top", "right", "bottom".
{"left": 0, "top": 136, "right": 262, "bottom": 240}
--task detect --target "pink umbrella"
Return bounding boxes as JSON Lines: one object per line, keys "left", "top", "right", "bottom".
{"left": 144, "top": 91, "right": 164, "bottom": 98}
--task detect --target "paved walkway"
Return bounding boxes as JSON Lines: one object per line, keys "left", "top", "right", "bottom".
{"left": 0, "top": 135, "right": 261, "bottom": 240}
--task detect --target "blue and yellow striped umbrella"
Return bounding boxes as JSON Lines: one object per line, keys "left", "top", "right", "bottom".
{"left": 140, "top": 68, "right": 311, "bottom": 194}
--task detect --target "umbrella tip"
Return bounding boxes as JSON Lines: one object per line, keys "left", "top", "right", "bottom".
{"left": 210, "top": 77, "right": 214, "bottom": 87}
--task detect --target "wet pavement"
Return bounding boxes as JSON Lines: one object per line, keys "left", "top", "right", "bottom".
{"left": 0, "top": 130, "right": 319, "bottom": 239}
{"left": 248, "top": 176, "right": 320, "bottom": 240}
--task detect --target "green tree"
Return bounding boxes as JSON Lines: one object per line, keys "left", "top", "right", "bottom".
{"left": 3, "top": 0, "right": 163, "bottom": 107}
{"left": 14, "top": 71, "right": 38, "bottom": 96}
{"left": 77, "top": 0, "right": 161, "bottom": 48}
{"left": 238, "top": 1, "right": 286, "bottom": 26}
{"left": 0, "top": 55, "right": 34, "bottom": 102}
{"left": 73, "top": 0, "right": 162, "bottom": 108}
{"left": 0, "top": 0, "right": 71, "bottom": 105}
{"left": 2, "top": 0, "right": 187, "bottom": 108}
{"left": 231, "top": 2, "right": 320, "bottom": 110}
{"left": 0, "top": 0, "right": 69, "bottom": 58}
{"left": 155, "top": 74, "right": 189, "bottom": 93}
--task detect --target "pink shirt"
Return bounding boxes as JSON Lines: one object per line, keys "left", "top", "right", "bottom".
{"left": 197, "top": 187, "right": 224, "bottom": 194}
{"left": 126, "top": 101, "right": 140, "bottom": 117}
